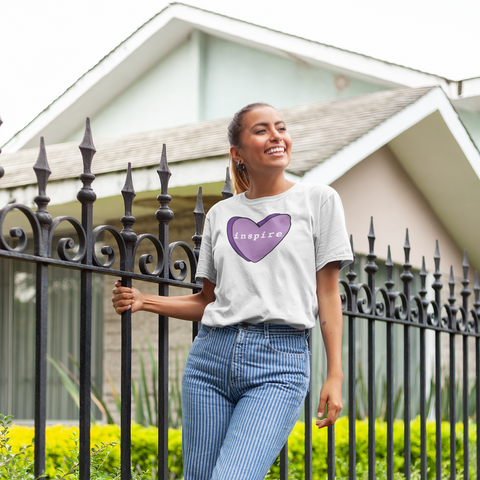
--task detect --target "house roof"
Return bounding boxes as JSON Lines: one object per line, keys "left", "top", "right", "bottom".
{"left": 0, "top": 87, "right": 436, "bottom": 188}
{"left": 2, "top": 2, "right": 480, "bottom": 153}
{"left": 2, "top": 86, "right": 480, "bottom": 269}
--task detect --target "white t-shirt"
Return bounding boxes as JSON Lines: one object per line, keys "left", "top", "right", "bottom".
{"left": 195, "top": 182, "right": 353, "bottom": 330}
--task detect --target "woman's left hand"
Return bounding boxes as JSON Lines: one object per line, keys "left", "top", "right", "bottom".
{"left": 315, "top": 375, "right": 343, "bottom": 429}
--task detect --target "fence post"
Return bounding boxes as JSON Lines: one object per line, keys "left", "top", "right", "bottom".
{"left": 385, "top": 246, "right": 395, "bottom": 480}
{"left": 461, "top": 251, "right": 471, "bottom": 480}
{"left": 473, "top": 272, "right": 480, "bottom": 479}
{"left": 120, "top": 163, "right": 137, "bottom": 479}
{"left": 401, "top": 230, "right": 413, "bottom": 480}
{"left": 191, "top": 186, "right": 204, "bottom": 341}
{"left": 346, "top": 235, "right": 358, "bottom": 480}
{"left": 33, "top": 138, "right": 52, "bottom": 479}
{"left": 432, "top": 241, "right": 443, "bottom": 480}
{"left": 419, "top": 257, "right": 428, "bottom": 480}
{"left": 156, "top": 145, "right": 173, "bottom": 480}
{"left": 77, "top": 118, "right": 97, "bottom": 480}
{"left": 365, "top": 218, "right": 377, "bottom": 480}
{"left": 447, "top": 267, "right": 457, "bottom": 480}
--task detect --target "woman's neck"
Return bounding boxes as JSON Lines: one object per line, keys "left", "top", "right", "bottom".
{"left": 245, "top": 174, "right": 295, "bottom": 200}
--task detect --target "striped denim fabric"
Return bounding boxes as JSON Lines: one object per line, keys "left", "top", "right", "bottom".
{"left": 182, "top": 322, "right": 310, "bottom": 480}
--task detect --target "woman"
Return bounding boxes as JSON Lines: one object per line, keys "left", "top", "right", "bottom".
{"left": 112, "top": 103, "right": 353, "bottom": 480}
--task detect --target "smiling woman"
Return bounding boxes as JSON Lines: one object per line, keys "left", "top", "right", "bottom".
{"left": 111, "top": 103, "right": 353, "bottom": 480}
{"left": 227, "top": 103, "right": 293, "bottom": 196}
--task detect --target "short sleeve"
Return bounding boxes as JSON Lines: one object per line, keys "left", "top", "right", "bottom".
{"left": 195, "top": 214, "right": 217, "bottom": 284}
{"left": 314, "top": 191, "right": 353, "bottom": 271}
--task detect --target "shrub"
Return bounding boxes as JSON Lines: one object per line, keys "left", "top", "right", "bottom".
{"left": 266, "top": 417, "right": 477, "bottom": 479}
{"left": 5, "top": 416, "right": 476, "bottom": 479}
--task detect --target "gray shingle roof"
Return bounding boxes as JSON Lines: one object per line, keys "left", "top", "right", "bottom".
{"left": 0, "top": 87, "right": 435, "bottom": 189}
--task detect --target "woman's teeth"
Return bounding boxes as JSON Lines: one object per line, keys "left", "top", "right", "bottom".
{"left": 265, "top": 147, "right": 285, "bottom": 154}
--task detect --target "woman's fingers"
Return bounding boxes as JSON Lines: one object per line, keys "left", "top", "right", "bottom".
{"left": 315, "top": 404, "right": 341, "bottom": 429}
{"left": 316, "top": 377, "right": 343, "bottom": 429}
{"left": 111, "top": 281, "right": 135, "bottom": 315}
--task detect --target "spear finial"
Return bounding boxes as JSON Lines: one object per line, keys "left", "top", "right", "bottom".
{"left": 33, "top": 137, "right": 52, "bottom": 197}
{"left": 157, "top": 144, "right": 171, "bottom": 195}
{"left": 222, "top": 167, "right": 233, "bottom": 199}
{"left": 192, "top": 186, "right": 205, "bottom": 258}
{"left": 33, "top": 137, "right": 52, "bottom": 228}
{"left": 79, "top": 118, "right": 96, "bottom": 174}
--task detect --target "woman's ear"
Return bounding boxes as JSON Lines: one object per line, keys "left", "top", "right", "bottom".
{"left": 230, "top": 145, "right": 242, "bottom": 163}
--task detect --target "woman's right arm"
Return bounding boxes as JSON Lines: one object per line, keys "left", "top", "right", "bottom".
{"left": 111, "top": 278, "right": 216, "bottom": 322}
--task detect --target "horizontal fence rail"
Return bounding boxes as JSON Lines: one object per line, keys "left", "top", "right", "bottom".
{"left": 0, "top": 119, "right": 479, "bottom": 479}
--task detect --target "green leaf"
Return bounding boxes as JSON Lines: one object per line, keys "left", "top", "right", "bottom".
{"left": 47, "top": 354, "right": 79, "bottom": 407}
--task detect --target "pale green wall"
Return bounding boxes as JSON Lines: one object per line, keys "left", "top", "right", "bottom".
{"left": 458, "top": 109, "right": 480, "bottom": 148}
{"left": 201, "top": 34, "right": 387, "bottom": 120}
{"left": 64, "top": 30, "right": 386, "bottom": 143}
{"left": 64, "top": 34, "right": 202, "bottom": 143}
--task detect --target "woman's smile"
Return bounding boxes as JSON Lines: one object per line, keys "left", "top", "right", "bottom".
{"left": 235, "top": 105, "right": 292, "bottom": 172}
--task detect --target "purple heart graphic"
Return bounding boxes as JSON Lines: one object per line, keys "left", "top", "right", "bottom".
{"left": 227, "top": 214, "right": 291, "bottom": 263}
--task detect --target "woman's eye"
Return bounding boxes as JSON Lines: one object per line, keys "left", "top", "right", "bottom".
{"left": 255, "top": 129, "right": 266, "bottom": 134}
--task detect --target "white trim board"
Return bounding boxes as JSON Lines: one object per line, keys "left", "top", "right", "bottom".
{"left": 301, "top": 87, "right": 480, "bottom": 185}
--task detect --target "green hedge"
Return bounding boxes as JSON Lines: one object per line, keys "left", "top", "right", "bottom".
{"left": 268, "top": 417, "right": 477, "bottom": 479}
{"left": 7, "top": 418, "right": 477, "bottom": 479}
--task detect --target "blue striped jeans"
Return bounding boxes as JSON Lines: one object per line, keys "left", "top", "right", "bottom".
{"left": 182, "top": 322, "right": 310, "bottom": 480}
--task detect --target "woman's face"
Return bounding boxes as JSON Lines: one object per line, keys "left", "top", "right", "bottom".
{"left": 232, "top": 106, "right": 292, "bottom": 176}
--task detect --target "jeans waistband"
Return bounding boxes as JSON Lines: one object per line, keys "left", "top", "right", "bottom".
{"left": 223, "top": 322, "right": 308, "bottom": 336}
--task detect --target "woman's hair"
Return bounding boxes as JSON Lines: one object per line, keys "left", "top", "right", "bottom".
{"left": 227, "top": 102, "right": 273, "bottom": 194}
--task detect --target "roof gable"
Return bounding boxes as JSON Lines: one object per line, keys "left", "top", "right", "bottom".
{"left": 3, "top": 3, "right": 479, "bottom": 154}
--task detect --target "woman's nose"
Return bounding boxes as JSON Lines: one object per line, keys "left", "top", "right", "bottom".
{"left": 270, "top": 129, "right": 282, "bottom": 141}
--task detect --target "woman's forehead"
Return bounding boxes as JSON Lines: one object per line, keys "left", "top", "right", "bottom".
{"left": 244, "top": 106, "right": 284, "bottom": 127}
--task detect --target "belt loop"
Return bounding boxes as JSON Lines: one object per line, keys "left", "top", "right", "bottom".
{"left": 264, "top": 323, "right": 269, "bottom": 339}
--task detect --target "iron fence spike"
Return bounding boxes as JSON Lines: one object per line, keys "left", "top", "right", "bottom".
{"left": 386, "top": 245, "right": 392, "bottom": 266}
{"left": 157, "top": 144, "right": 171, "bottom": 195}
{"left": 385, "top": 245, "right": 394, "bottom": 291}
{"left": 367, "top": 217, "right": 375, "bottom": 254}
{"left": 404, "top": 228, "right": 411, "bottom": 250}
{"left": 420, "top": 256, "right": 426, "bottom": 276}
{"left": 194, "top": 186, "right": 204, "bottom": 216}
{"left": 462, "top": 249, "right": 469, "bottom": 271}
{"left": 419, "top": 256, "right": 427, "bottom": 297}
{"left": 403, "top": 229, "right": 411, "bottom": 265}
{"left": 222, "top": 167, "right": 233, "bottom": 199}
{"left": 121, "top": 163, "right": 136, "bottom": 218}
{"left": 192, "top": 186, "right": 205, "bottom": 257}
{"left": 79, "top": 118, "right": 96, "bottom": 174}
{"left": 33, "top": 137, "right": 52, "bottom": 197}
{"left": 368, "top": 216, "right": 375, "bottom": 239}
{"left": 448, "top": 266, "right": 456, "bottom": 309}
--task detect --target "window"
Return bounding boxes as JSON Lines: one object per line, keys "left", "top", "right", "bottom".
{"left": 0, "top": 245, "right": 104, "bottom": 421}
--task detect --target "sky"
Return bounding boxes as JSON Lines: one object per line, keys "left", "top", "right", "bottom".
{"left": 1, "top": 0, "right": 480, "bottom": 148}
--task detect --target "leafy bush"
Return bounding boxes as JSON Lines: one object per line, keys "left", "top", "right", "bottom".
{"left": 4, "top": 416, "right": 477, "bottom": 479}
{"left": 266, "top": 417, "right": 477, "bottom": 479}
{"left": 4, "top": 418, "right": 181, "bottom": 479}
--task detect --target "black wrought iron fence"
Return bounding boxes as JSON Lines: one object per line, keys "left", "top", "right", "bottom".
{"left": 0, "top": 119, "right": 479, "bottom": 480}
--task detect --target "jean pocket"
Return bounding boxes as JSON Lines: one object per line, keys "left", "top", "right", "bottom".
{"left": 194, "top": 324, "right": 213, "bottom": 341}
{"left": 266, "top": 333, "right": 308, "bottom": 356}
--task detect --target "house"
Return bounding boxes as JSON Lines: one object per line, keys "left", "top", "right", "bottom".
{"left": 1, "top": 3, "right": 479, "bottom": 422}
